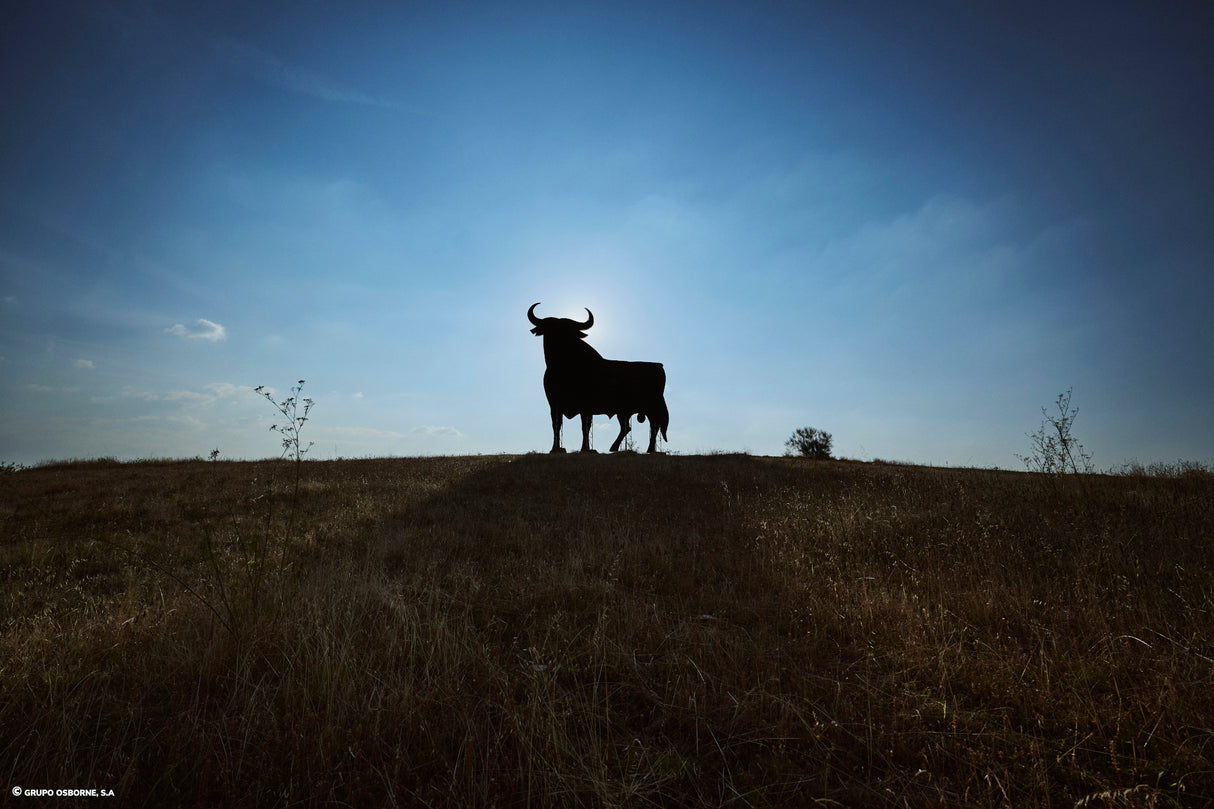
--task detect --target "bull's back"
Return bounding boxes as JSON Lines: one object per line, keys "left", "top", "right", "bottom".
{"left": 545, "top": 359, "right": 665, "bottom": 418}
{"left": 599, "top": 360, "right": 665, "bottom": 413}
{"left": 602, "top": 359, "right": 663, "bottom": 386}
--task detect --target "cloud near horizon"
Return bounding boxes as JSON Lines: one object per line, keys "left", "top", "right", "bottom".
{"left": 411, "top": 425, "right": 463, "bottom": 438}
{"left": 165, "top": 319, "right": 227, "bottom": 342}
{"left": 162, "top": 382, "right": 247, "bottom": 406}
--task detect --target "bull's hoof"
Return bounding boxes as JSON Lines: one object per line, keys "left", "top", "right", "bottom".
{"left": 549, "top": 448, "right": 567, "bottom": 454}
{"left": 578, "top": 449, "right": 599, "bottom": 454}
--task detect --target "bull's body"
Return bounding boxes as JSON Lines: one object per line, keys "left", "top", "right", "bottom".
{"left": 529, "top": 303, "right": 669, "bottom": 453}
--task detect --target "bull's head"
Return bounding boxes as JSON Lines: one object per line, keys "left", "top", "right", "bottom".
{"left": 528, "top": 302, "right": 594, "bottom": 338}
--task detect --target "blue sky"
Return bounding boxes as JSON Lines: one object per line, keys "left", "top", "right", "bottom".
{"left": 2, "top": 0, "right": 1212, "bottom": 467}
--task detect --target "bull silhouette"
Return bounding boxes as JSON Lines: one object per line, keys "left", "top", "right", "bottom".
{"left": 528, "top": 303, "right": 669, "bottom": 454}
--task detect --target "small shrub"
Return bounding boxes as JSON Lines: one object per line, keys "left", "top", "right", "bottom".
{"left": 784, "top": 427, "right": 832, "bottom": 459}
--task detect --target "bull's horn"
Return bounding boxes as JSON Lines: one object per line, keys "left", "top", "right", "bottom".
{"left": 527, "top": 302, "right": 542, "bottom": 326}
{"left": 574, "top": 308, "right": 594, "bottom": 329}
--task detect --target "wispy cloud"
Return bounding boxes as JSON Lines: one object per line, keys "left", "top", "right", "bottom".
{"left": 165, "top": 319, "right": 226, "bottom": 342}
{"left": 73, "top": 358, "right": 95, "bottom": 370}
{"left": 320, "top": 426, "right": 408, "bottom": 441}
{"left": 212, "top": 37, "right": 395, "bottom": 108}
{"left": 93, "top": 383, "right": 246, "bottom": 407}
{"left": 411, "top": 425, "right": 463, "bottom": 438}
{"left": 162, "top": 382, "right": 246, "bottom": 406}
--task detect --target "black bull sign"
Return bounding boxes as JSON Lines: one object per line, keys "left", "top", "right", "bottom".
{"left": 528, "top": 303, "right": 669, "bottom": 454}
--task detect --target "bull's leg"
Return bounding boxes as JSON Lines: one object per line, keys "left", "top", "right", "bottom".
{"left": 579, "top": 412, "right": 595, "bottom": 453}
{"left": 549, "top": 407, "right": 565, "bottom": 453}
{"left": 646, "top": 418, "right": 659, "bottom": 453}
{"left": 610, "top": 414, "right": 632, "bottom": 452}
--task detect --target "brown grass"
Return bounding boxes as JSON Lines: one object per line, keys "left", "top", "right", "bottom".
{"left": 2, "top": 454, "right": 1212, "bottom": 807}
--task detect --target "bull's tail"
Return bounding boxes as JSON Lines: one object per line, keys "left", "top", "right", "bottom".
{"left": 653, "top": 395, "right": 669, "bottom": 443}
{"left": 653, "top": 365, "right": 669, "bottom": 444}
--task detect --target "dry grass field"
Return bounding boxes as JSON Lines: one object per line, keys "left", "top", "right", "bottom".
{"left": 2, "top": 453, "right": 1212, "bottom": 807}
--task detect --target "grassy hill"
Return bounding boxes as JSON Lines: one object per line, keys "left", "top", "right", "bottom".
{"left": 2, "top": 454, "right": 1211, "bottom": 807}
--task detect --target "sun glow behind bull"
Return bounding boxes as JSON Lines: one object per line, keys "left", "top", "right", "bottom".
{"left": 521, "top": 248, "right": 651, "bottom": 355}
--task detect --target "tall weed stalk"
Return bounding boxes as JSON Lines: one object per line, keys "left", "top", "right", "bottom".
{"left": 252, "top": 380, "right": 315, "bottom": 615}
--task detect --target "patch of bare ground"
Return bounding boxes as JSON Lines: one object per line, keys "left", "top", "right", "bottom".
{"left": 2, "top": 455, "right": 1211, "bottom": 806}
